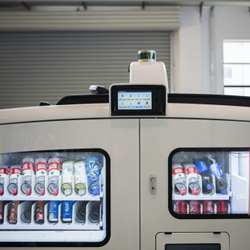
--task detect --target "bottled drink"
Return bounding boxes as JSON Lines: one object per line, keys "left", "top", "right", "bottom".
{"left": 185, "top": 164, "right": 201, "bottom": 195}
{"left": 74, "top": 161, "right": 87, "bottom": 196}
{"left": 34, "top": 201, "right": 45, "bottom": 224}
{"left": 195, "top": 160, "right": 215, "bottom": 195}
{"left": 86, "top": 156, "right": 102, "bottom": 196}
{"left": 20, "top": 201, "right": 33, "bottom": 224}
{"left": 0, "top": 166, "right": 8, "bottom": 196}
{"left": 48, "top": 201, "right": 60, "bottom": 223}
{"left": 21, "top": 158, "right": 34, "bottom": 196}
{"left": 61, "top": 161, "right": 74, "bottom": 196}
{"left": 47, "top": 157, "right": 61, "bottom": 196}
{"left": 172, "top": 164, "right": 187, "bottom": 196}
{"left": 189, "top": 201, "right": 201, "bottom": 214}
{"left": 8, "top": 201, "right": 19, "bottom": 224}
{"left": 173, "top": 201, "right": 188, "bottom": 215}
{"left": 216, "top": 201, "right": 228, "bottom": 214}
{"left": 34, "top": 158, "right": 47, "bottom": 196}
{"left": 7, "top": 166, "right": 21, "bottom": 196}
{"left": 209, "top": 158, "right": 228, "bottom": 194}
{"left": 203, "top": 201, "right": 215, "bottom": 214}
{"left": 88, "top": 201, "right": 100, "bottom": 224}
{"left": 61, "top": 201, "right": 74, "bottom": 223}
{"left": 75, "top": 201, "right": 87, "bottom": 223}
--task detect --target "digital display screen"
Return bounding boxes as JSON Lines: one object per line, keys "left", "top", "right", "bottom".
{"left": 117, "top": 91, "right": 152, "bottom": 110}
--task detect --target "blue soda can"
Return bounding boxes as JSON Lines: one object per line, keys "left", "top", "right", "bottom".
{"left": 48, "top": 201, "right": 60, "bottom": 223}
{"left": 61, "top": 201, "right": 74, "bottom": 223}
{"left": 86, "top": 156, "right": 102, "bottom": 196}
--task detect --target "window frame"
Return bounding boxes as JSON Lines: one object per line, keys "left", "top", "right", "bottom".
{"left": 223, "top": 40, "right": 250, "bottom": 96}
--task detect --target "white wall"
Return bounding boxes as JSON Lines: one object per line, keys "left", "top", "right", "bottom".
{"left": 174, "top": 5, "right": 250, "bottom": 94}
{"left": 174, "top": 6, "right": 211, "bottom": 94}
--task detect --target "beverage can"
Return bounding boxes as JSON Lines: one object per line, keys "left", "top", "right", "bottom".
{"left": 88, "top": 201, "right": 100, "bottom": 224}
{"left": 216, "top": 200, "right": 228, "bottom": 214}
{"left": 75, "top": 201, "right": 87, "bottom": 223}
{"left": 34, "top": 158, "right": 47, "bottom": 196}
{"left": 61, "top": 201, "right": 74, "bottom": 223}
{"left": 8, "top": 201, "right": 19, "bottom": 224}
{"left": 173, "top": 200, "right": 188, "bottom": 215}
{"left": 47, "top": 157, "right": 61, "bottom": 196}
{"left": 61, "top": 161, "right": 74, "bottom": 196}
{"left": 189, "top": 201, "right": 201, "bottom": 214}
{"left": 172, "top": 164, "right": 187, "bottom": 196}
{"left": 7, "top": 166, "right": 21, "bottom": 196}
{"left": 0, "top": 201, "right": 5, "bottom": 224}
{"left": 74, "top": 161, "right": 87, "bottom": 196}
{"left": 48, "top": 201, "right": 60, "bottom": 223}
{"left": 21, "top": 158, "right": 34, "bottom": 196}
{"left": 20, "top": 201, "right": 33, "bottom": 224}
{"left": 86, "top": 156, "right": 102, "bottom": 196}
{"left": 0, "top": 166, "right": 8, "bottom": 196}
{"left": 203, "top": 200, "right": 215, "bottom": 214}
{"left": 34, "top": 201, "right": 45, "bottom": 224}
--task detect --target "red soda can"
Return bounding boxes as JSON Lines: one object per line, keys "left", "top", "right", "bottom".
{"left": 217, "top": 201, "right": 228, "bottom": 214}
{"left": 203, "top": 201, "right": 215, "bottom": 214}
{"left": 8, "top": 201, "right": 19, "bottom": 224}
{"left": 0, "top": 166, "right": 8, "bottom": 196}
{"left": 189, "top": 201, "right": 201, "bottom": 214}
{"left": 34, "top": 201, "right": 45, "bottom": 224}
{"left": 173, "top": 201, "right": 188, "bottom": 214}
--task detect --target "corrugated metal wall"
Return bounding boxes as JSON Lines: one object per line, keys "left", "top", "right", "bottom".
{"left": 0, "top": 31, "right": 171, "bottom": 108}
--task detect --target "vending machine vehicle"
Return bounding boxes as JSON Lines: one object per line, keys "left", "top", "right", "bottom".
{"left": 1, "top": 84, "right": 250, "bottom": 250}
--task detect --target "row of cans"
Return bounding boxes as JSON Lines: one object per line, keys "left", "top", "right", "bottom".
{"left": 0, "top": 200, "right": 102, "bottom": 225}
{"left": 0, "top": 156, "right": 104, "bottom": 197}
{"left": 173, "top": 200, "right": 229, "bottom": 215}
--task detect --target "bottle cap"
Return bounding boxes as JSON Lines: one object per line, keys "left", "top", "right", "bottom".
{"left": 137, "top": 50, "right": 156, "bottom": 61}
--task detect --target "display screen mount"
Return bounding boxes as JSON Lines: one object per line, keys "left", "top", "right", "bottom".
{"left": 110, "top": 84, "right": 166, "bottom": 116}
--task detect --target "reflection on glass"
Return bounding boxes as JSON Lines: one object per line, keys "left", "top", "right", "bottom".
{"left": 171, "top": 150, "right": 250, "bottom": 216}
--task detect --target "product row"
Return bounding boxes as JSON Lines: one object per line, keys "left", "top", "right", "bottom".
{"left": 0, "top": 156, "right": 104, "bottom": 197}
{"left": 173, "top": 200, "right": 230, "bottom": 215}
{"left": 0, "top": 200, "right": 103, "bottom": 225}
{"left": 172, "top": 158, "right": 229, "bottom": 196}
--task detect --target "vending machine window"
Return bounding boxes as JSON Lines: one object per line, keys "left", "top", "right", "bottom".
{"left": 169, "top": 148, "right": 250, "bottom": 218}
{"left": 0, "top": 149, "right": 110, "bottom": 247}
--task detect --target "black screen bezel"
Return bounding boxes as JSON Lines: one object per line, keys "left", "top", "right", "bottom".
{"left": 0, "top": 148, "right": 110, "bottom": 247}
{"left": 111, "top": 84, "right": 166, "bottom": 116}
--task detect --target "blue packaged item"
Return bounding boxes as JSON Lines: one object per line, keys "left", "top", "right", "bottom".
{"left": 61, "top": 201, "right": 74, "bottom": 223}
{"left": 194, "top": 160, "right": 209, "bottom": 173}
{"left": 86, "top": 156, "right": 102, "bottom": 196}
{"left": 209, "top": 160, "right": 228, "bottom": 194}
{"left": 195, "top": 160, "right": 215, "bottom": 195}
{"left": 48, "top": 201, "right": 60, "bottom": 223}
